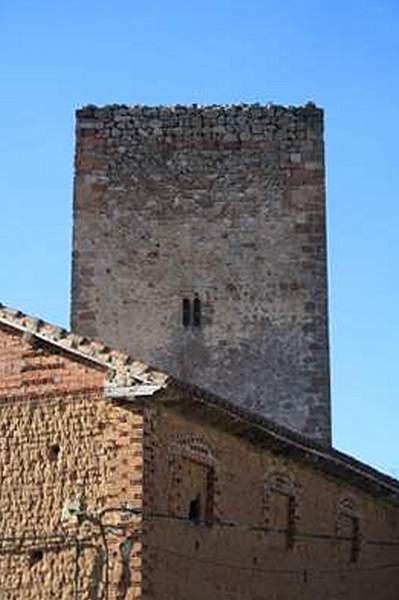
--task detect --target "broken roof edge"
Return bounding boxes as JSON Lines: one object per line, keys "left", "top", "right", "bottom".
{"left": 0, "top": 302, "right": 168, "bottom": 390}
{"left": 1, "top": 301, "right": 398, "bottom": 503}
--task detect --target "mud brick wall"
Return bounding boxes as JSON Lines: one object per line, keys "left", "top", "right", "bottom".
{"left": 71, "top": 102, "right": 331, "bottom": 444}
{"left": 0, "top": 325, "right": 144, "bottom": 600}
{"left": 1, "top": 324, "right": 398, "bottom": 599}
{"left": 142, "top": 405, "right": 399, "bottom": 600}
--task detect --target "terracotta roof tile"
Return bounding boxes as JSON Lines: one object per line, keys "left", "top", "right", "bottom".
{"left": 0, "top": 302, "right": 168, "bottom": 390}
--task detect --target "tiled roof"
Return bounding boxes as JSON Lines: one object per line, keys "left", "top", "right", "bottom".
{"left": 0, "top": 302, "right": 168, "bottom": 392}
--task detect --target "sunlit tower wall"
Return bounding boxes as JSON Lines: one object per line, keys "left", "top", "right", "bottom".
{"left": 71, "top": 102, "right": 331, "bottom": 444}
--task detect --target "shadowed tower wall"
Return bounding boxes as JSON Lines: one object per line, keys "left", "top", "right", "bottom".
{"left": 71, "top": 103, "right": 331, "bottom": 444}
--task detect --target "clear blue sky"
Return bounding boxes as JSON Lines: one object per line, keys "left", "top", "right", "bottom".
{"left": 1, "top": 1, "right": 398, "bottom": 475}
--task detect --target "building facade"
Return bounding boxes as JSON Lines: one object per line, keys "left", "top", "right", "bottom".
{"left": 71, "top": 103, "right": 331, "bottom": 444}
{"left": 0, "top": 304, "right": 398, "bottom": 600}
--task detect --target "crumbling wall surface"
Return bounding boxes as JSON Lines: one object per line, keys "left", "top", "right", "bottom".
{"left": 141, "top": 405, "right": 399, "bottom": 600}
{"left": 71, "top": 102, "right": 331, "bottom": 444}
{"left": 0, "top": 325, "right": 144, "bottom": 599}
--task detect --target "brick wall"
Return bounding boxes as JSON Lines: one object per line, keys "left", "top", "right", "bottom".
{"left": 142, "top": 405, "right": 399, "bottom": 600}
{"left": 71, "top": 102, "right": 331, "bottom": 444}
{"left": 0, "top": 325, "right": 144, "bottom": 599}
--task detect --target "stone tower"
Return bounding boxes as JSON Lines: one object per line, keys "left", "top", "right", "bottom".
{"left": 71, "top": 103, "right": 331, "bottom": 444}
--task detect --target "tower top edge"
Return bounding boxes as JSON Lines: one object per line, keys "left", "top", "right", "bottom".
{"left": 76, "top": 101, "right": 323, "bottom": 120}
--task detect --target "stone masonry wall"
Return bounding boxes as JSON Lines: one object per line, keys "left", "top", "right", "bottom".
{"left": 142, "top": 405, "right": 399, "bottom": 600}
{"left": 71, "top": 102, "right": 331, "bottom": 444}
{"left": 0, "top": 325, "right": 144, "bottom": 600}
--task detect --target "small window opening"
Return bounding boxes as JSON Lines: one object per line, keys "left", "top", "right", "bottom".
{"left": 193, "top": 298, "right": 201, "bottom": 327}
{"left": 182, "top": 299, "right": 191, "bottom": 327}
{"left": 48, "top": 444, "right": 60, "bottom": 460}
{"left": 189, "top": 494, "right": 201, "bottom": 523}
{"left": 205, "top": 468, "right": 215, "bottom": 525}
{"left": 351, "top": 518, "right": 361, "bottom": 563}
{"left": 286, "top": 496, "right": 296, "bottom": 549}
{"left": 28, "top": 549, "right": 43, "bottom": 567}
{"left": 267, "top": 487, "right": 296, "bottom": 550}
{"left": 339, "top": 514, "right": 360, "bottom": 563}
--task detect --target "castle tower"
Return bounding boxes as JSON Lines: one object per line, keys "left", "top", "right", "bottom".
{"left": 71, "top": 103, "right": 331, "bottom": 444}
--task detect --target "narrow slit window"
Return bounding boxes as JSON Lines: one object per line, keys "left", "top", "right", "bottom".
{"left": 182, "top": 299, "right": 191, "bottom": 327}
{"left": 189, "top": 494, "right": 201, "bottom": 523}
{"left": 269, "top": 491, "right": 295, "bottom": 549}
{"left": 338, "top": 513, "right": 360, "bottom": 563}
{"left": 337, "top": 497, "right": 361, "bottom": 564}
{"left": 264, "top": 473, "right": 298, "bottom": 550}
{"left": 205, "top": 468, "right": 215, "bottom": 525}
{"left": 193, "top": 298, "right": 201, "bottom": 327}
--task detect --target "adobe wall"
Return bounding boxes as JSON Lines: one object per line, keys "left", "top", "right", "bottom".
{"left": 142, "top": 405, "right": 399, "bottom": 600}
{"left": 0, "top": 325, "right": 144, "bottom": 600}
{"left": 1, "top": 323, "right": 398, "bottom": 599}
{"left": 71, "top": 103, "right": 331, "bottom": 444}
